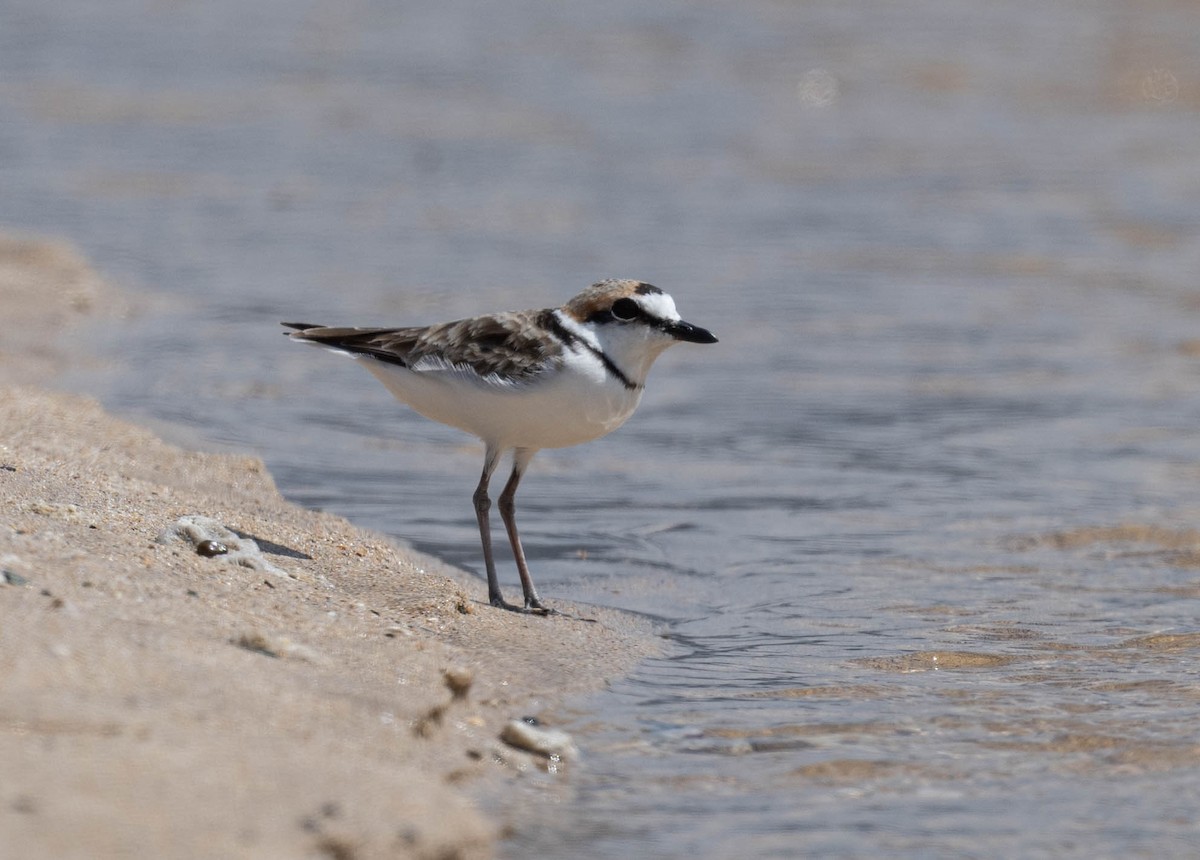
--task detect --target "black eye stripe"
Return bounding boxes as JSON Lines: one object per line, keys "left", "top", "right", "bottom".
{"left": 585, "top": 297, "right": 647, "bottom": 325}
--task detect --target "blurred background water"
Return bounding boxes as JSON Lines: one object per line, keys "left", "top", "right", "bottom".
{"left": 6, "top": 0, "right": 1200, "bottom": 855}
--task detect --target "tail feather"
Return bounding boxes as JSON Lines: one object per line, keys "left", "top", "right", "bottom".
{"left": 281, "top": 321, "right": 411, "bottom": 367}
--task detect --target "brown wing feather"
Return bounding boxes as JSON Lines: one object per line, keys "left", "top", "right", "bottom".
{"left": 285, "top": 309, "right": 564, "bottom": 382}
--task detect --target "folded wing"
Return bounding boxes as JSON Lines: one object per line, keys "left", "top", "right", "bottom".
{"left": 283, "top": 310, "right": 565, "bottom": 386}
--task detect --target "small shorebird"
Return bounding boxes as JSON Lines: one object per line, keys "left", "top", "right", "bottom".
{"left": 284, "top": 279, "right": 717, "bottom": 613}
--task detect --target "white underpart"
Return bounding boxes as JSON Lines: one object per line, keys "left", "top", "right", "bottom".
{"left": 326, "top": 292, "right": 687, "bottom": 452}
{"left": 356, "top": 313, "right": 646, "bottom": 450}
{"left": 360, "top": 355, "right": 641, "bottom": 450}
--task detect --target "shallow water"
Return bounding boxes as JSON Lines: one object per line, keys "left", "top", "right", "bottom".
{"left": 6, "top": 0, "right": 1200, "bottom": 855}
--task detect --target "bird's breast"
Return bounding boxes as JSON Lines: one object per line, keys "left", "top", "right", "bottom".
{"left": 360, "top": 354, "right": 643, "bottom": 450}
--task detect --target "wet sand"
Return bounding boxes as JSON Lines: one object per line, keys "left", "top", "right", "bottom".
{"left": 0, "top": 235, "right": 661, "bottom": 859}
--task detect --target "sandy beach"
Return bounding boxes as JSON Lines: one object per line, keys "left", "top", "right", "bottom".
{"left": 0, "top": 236, "right": 661, "bottom": 859}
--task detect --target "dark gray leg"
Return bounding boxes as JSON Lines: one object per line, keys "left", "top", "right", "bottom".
{"left": 472, "top": 446, "right": 509, "bottom": 608}
{"left": 498, "top": 448, "right": 549, "bottom": 613}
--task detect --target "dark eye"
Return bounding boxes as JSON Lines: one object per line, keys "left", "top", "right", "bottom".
{"left": 610, "top": 297, "right": 640, "bottom": 321}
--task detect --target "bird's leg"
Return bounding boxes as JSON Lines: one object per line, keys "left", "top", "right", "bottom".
{"left": 498, "top": 448, "right": 549, "bottom": 614}
{"left": 473, "top": 446, "right": 510, "bottom": 609}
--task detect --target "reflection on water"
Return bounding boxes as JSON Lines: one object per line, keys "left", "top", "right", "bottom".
{"left": 5, "top": 0, "right": 1200, "bottom": 856}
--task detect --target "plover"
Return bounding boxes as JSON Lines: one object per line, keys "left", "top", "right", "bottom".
{"left": 283, "top": 279, "right": 717, "bottom": 613}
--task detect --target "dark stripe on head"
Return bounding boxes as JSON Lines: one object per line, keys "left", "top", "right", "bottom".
{"left": 583, "top": 297, "right": 645, "bottom": 326}
{"left": 634, "top": 282, "right": 662, "bottom": 295}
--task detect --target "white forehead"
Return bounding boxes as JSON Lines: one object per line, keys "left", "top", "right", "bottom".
{"left": 637, "top": 290, "right": 680, "bottom": 321}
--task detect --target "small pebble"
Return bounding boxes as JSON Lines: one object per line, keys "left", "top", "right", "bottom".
{"left": 156, "top": 515, "right": 287, "bottom": 574}
{"left": 195, "top": 539, "right": 228, "bottom": 557}
{"left": 234, "top": 631, "right": 326, "bottom": 664}
{"left": 413, "top": 704, "right": 447, "bottom": 738}
{"left": 236, "top": 632, "right": 280, "bottom": 658}
{"left": 500, "top": 718, "right": 579, "bottom": 761}
{"left": 2, "top": 570, "right": 29, "bottom": 586}
{"left": 443, "top": 666, "right": 474, "bottom": 699}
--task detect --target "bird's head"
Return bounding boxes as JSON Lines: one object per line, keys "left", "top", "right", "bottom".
{"left": 564, "top": 279, "right": 717, "bottom": 382}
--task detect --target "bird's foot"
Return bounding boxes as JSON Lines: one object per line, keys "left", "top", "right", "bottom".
{"left": 487, "top": 592, "right": 597, "bottom": 620}
{"left": 489, "top": 594, "right": 553, "bottom": 616}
